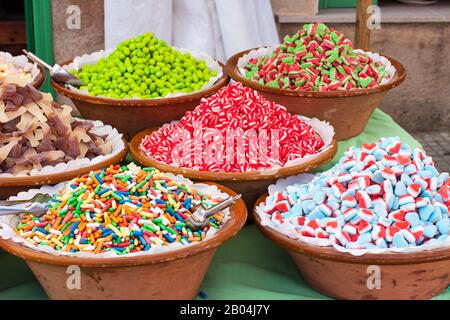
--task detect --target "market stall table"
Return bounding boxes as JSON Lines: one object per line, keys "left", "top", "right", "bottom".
{"left": 1, "top": 109, "right": 449, "bottom": 300}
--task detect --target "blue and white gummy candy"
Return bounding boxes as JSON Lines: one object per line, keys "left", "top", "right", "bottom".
{"left": 261, "top": 137, "right": 450, "bottom": 250}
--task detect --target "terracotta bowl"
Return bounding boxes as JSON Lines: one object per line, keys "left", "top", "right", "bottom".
{"left": 253, "top": 194, "right": 450, "bottom": 300}
{"left": 0, "top": 182, "right": 247, "bottom": 300}
{"left": 0, "top": 140, "right": 128, "bottom": 199}
{"left": 130, "top": 128, "right": 338, "bottom": 210}
{"left": 31, "top": 65, "right": 46, "bottom": 89}
{"left": 51, "top": 61, "right": 230, "bottom": 140}
{"left": 226, "top": 49, "right": 406, "bottom": 141}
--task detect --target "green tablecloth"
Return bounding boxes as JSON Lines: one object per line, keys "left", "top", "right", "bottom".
{"left": 1, "top": 109, "right": 448, "bottom": 300}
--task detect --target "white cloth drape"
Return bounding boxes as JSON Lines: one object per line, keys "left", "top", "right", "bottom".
{"left": 104, "top": 0, "right": 279, "bottom": 62}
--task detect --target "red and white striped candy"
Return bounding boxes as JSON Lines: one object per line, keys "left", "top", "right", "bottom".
{"left": 325, "top": 220, "right": 340, "bottom": 234}
{"left": 388, "top": 209, "right": 406, "bottom": 221}
{"left": 371, "top": 225, "right": 385, "bottom": 240}
{"left": 386, "top": 226, "right": 401, "bottom": 242}
{"left": 276, "top": 200, "right": 290, "bottom": 213}
{"left": 357, "top": 220, "right": 372, "bottom": 234}
{"left": 358, "top": 208, "right": 374, "bottom": 222}
{"left": 410, "top": 226, "right": 424, "bottom": 241}
{"left": 140, "top": 83, "right": 324, "bottom": 172}
{"left": 343, "top": 223, "right": 357, "bottom": 235}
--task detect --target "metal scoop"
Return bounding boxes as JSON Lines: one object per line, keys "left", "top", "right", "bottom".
{"left": 185, "top": 194, "right": 241, "bottom": 230}
{"left": 23, "top": 49, "right": 82, "bottom": 86}
{"left": 0, "top": 193, "right": 52, "bottom": 217}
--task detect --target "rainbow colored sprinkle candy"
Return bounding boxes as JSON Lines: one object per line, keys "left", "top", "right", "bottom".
{"left": 14, "top": 163, "right": 226, "bottom": 255}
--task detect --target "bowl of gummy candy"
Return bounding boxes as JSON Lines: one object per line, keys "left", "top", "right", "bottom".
{"left": 225, "top": 23, "right": 406, "bottom": 141}
{"left": 0, "top": 51, "right": 45, "bottom": 89}
{"left": 51, "top": 33, "right": 229, "bottom": 139}
{"left": 0, "top": 163, "right": 247, "bottom": 300}
{"left": 253, "top": 137, "right": 450, "bottom": 300}
{"left": 130, "top": 82, "right": 338, "bottom": 209}
{"left": 0, "top": 80, "right": 128, "bottom": 199}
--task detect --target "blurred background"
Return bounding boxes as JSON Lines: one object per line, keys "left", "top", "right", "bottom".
{"left": 0, "top": 0, "right": 448, "bottom": 170}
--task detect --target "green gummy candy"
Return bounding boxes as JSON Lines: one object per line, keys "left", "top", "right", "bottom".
{"left": 329, "top": 68, "right": 336, "bottom": 79}
{"left": 295, "top": 78, "right": 306, "bottom": 87}
{"left": 301, "top": 62, "right": 312, "bottom": 69}
{"left": 283, "top": 35, "right": 293, "bottom": 43}
{"left": 268, "top": 80, "right": 280, "bottom": 88}
{"left": 303, "top": 52, "right": 313, "bottom": 60}
{"left": 337, "top": 65, "right": 346, "bottom": 75}
{"left": 303, "top": 23, "right": 314, "bottom": 35}
{"left": 294, "top": 45, "right": 306, "bottom": 53}
{"left": 316, "top": 23, "right": 328, "bottom": 37}
{"left": 245, "top": 70, "right": 255, "bottom": 79}
{"left": 330, "top": 31, "right": 340, "bottom": 45}
{"left": 360, "top": 77, "right": 373, "bottom": 88}
{"left": 282, "top": 56, "right": 295, "bottom": 65}
{"left": 327, "top": 53, "right": 338, "bottom": 64}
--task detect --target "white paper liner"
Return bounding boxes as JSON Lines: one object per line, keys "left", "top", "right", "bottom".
{"left": 237, "top": 46, "right": 397, "bottom": 88}
{"left": 0, "top": 52, "right": 40, "bottom": 84}
{"left": 0, "top": 118, "right": 124, "bottom": 177}
{"left": 141, "top": 115, "right": 335, "bottom": 174}
{"left": 63, "top": 47, "right": 223, "bottom": 99}
{"left": 256, "top": 174, "right": 450, "bottom": 256}
{"left": 0, "top": 174, "right": 230, "bottom": 258}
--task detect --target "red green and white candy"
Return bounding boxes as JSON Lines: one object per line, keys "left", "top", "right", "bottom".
{"left": 245, "top": 22, "right": 390, "bottom": 92}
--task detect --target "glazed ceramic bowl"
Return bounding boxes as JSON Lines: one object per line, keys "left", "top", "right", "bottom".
{"left": 253, "top": 194, "right": 450, "bottom": 300}
{"left": 130, "top": 128, "right": 338, "bottom": 209}
{"left": 226, "top": 49, "right": 406, "bottom": 140}
{"left": 51, "top": 61, "right": 230, "bottom": 140}
{"left": 0, "top": 139, "right": 128, "bottom": 199}
{"left": 0, "top": 182, "right": 247, "bottom": 300}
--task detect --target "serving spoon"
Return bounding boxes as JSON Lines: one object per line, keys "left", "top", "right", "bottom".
{"left": 22, "top": 49, "right": 82, "bottom": 86}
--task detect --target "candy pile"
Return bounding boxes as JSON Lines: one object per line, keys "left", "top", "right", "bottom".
{"left": 244, "top": 22, "right": 390, "bottom": 91}
{"left": 14, "top": 163, "right": 226, "bottom": 254}
{"left": 0, "top": 56, "right": 33, "bottom": 83}
{"left": 140, "top": 82, "right": 325, "bottom": 172}
{"left": 260, "top": 137, "right": 450, "bottom": 251}
{"left": 0, "top": 82, "right": 112, "bottom": 175}
{"left": 73, "top": 32, "right": 217, "bottom": 98}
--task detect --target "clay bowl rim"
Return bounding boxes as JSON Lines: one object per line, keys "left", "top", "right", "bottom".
{"left": 51, "top": 59, "right": 230, "bottom": 107}
{"left": 253, "top": 193, "right": 450, "bottom": 265}
{"left": 0, "top": 138, "right": 128, "bottom": 187}
{"left": 0, "top": 182, "right": 247, "bottom": 267}
{"left": 225, "top": 48, "right": 406, "bottom": 98}
{"left": 130, "top": 127, "right": 338, "bottom": 182}
{"left": 31, "top": 64, "right": 46, "bottom": 89}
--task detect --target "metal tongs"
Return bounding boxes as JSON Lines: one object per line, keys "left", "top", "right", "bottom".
{"left": 0, "top": 193, "right": 52, "bottom": 217}
{"left": 22, "top": 49, "right": 82, "bottom": 86}
{"left": 185, "top": 194, "right": 241, "bottom": 230}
